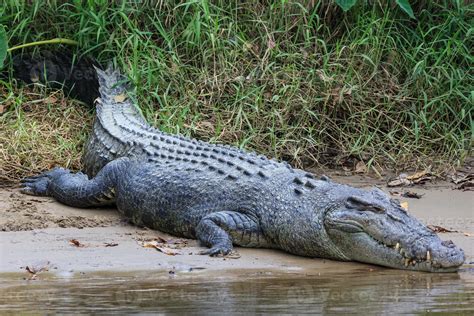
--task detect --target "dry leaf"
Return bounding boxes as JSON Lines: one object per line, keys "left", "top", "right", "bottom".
{"left": 402, "top": 191, "right": 423, "bottom": 199}
{"left": 0, "top": 104, "right": 4, "bottom": 114}
{"left": 142, "top": 241, "right": 160, "bottom": 249}
{"left": 354, "top": 161, "right": 367, "bottom": 174}
{"left": 24, "top": 261, "right": 50, "bottom": 279}
{"left": 400, "top": 201, "right": 409, "bottom": 211}
{"left": 25, "top": 261, "right": 50, "bottom": 274}
{"left": 427, "top": 225, "right": 457, "bottom": 233}
{"left": 407, "top": 169, "right": 429, "bottom": 181}
{"left": 388, "top": 169, "right": 434, "bottom": 187}
{"left": 458, "top": 181, "right": 474, "bottom": 191}
{"left": 143, "top": 241, "right": 179, "bottom": 255}
{"left": 104, "top": 242, "right": 118, "bottom": 247}
{"left": 155, "top": 246, "right": 180, "bottom": 256}
{"left": 451, "top": 172, "right": 474, "bottom": 184}
{"left": 463, "top": 232, "right": 473, "bottom": 237}
{"left": 142, "top": 240, "right": 182, "bottom": 255}
{"left": 113, "top": 94, "right": 127, "bottom": 103}
{"left": 69, "top": 239, "right": 85, "bottom": 247}
{"left": 224, "top": 251, "right": 241, "bottom": 259}
{"left": 388, "top": 174, "right": 411, "bottom": 187}
{"left": 45, "top": 96, "right": 58, "bottom": 104}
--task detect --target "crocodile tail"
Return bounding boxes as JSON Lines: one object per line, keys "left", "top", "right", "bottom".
{"left": 94, "top": 64, "right": 130, "bottom": 104}
{"left": 83, "top": 64, "right": 149, "bottom": 176}
{"left": 9, "top": 49, "right": 100, "bottom": 106}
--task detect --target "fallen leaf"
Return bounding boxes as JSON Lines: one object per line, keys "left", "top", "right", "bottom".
{"left": 0, "top": 104, "right": 4, "bottom": 114}
{"left": 25, "top": 266, "right": 35, "bottom": 274}
{"left": 388, "top": 169, "right": 434, "bottom": 187}
{"left": 427, "top": 225, "right": 457, "bottom": 233}
{"left": 457, "top": 180, "right": 474, "bottom": 191}
{"left": 402, "top": 191, "right": 423, "bottom": 199}
{"left": 45, "top": 96, "right": 58, "bottom": 104}
{"left": 25, "top": 261, "right": 50, "bottom": 274}
{"left": 400, "top": 201, "right": 409, "bottom": 211}
{"left": 104, "top": 242, "right": 118, "bottom": 247}
{"left": 142, "top": 241, "right": 160, "bottom": 249}
{"left": 224, "top": 251, "right": 241, "bottom": 259}
{"left": 354, "top": 161, "right": 367, "bottom": 174}
{"left": 407, "top": 169, "right": 430, "bottom": 181}
{"left": 463, "top": 232, "right": 473, "bottom": 237}
{"left": 24, "top": 261, "right": 50, "bottom": 279}
{"left": 142, "top": 240, "right": 182, "bottom": 255}
{"left": 69, "top": 239, "right": 85, "bottom": 247}
{"left": 451, "top": 172, "right": 474, "bottom": 184}
{"left": 388, "top": 174, "right": 411, "bottom": 187}
{"left": 113, "top": 94, "right": 127, "bottom": 103}
{"left": 155, "top": 246, "right": 180, "bottom": 256}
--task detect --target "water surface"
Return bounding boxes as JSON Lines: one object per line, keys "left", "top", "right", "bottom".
{"left": 1, "top": 268, "right": 473, "bottom": 315}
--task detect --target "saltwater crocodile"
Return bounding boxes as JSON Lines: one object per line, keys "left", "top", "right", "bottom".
{"left": 18, "top": 62, "right": 465, "bottom": 272}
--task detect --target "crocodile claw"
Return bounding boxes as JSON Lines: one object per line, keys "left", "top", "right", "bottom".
{"left": 20, "top": 168, "right": 70, "bottom": 196}
{"left": 199, "top": 245, "right": 233, "bottom": 257}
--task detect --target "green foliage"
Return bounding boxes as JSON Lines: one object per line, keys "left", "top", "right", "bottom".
{"left": 396, "top": 0, "right": 415, "bottom": 18}
{"left": 335, "top": 0, "right": 358, "bottom": 12}
{"left": 0, "top": 1, "right": 472, "bottom": 172}
{"left": 335, "top": 0, "right": 415, "bottom": 18}
{"left": 0, "top": 25, "right": 7, "bottom": 68}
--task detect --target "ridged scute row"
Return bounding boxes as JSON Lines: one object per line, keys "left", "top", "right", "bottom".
{"left": 83, "top": 66, "right": 291, "bottom": 178}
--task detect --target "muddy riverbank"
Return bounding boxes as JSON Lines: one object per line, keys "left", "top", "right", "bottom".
{"left": 1, "top": 176, "right": 472, "bottom": 274}
{"left": 0, "top": 176, "right": 473, "bottom": 313}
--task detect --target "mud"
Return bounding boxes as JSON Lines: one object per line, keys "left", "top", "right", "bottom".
{"left": 0, "top": 190, "right": 121, "bottom": 232}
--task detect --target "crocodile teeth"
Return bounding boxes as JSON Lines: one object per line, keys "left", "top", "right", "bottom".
{"left": 426, "top": 250, "right": 431, "bottom": 261}
{"left": 395, "top": 243, "right": 400, "bottom": 250}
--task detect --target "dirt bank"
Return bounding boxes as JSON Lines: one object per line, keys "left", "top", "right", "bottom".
{"left": 0, "top": 178, "right": 472, "bottom": 275}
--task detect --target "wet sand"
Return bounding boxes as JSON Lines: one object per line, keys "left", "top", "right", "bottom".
{"left": 0, "top": 177, "right": 472, "bottom": 275}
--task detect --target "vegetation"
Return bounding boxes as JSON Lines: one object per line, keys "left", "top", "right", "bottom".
{"left": 0, "top": 1, "right": 472, "bottom": 181}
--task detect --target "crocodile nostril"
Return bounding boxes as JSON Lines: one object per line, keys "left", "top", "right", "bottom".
{"left": 441, "top": 240, "right": 455, "bottom": 248}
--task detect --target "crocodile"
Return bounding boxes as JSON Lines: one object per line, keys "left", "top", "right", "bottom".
{"left": 19, "top": 64, "right": 465, "bottom": 272}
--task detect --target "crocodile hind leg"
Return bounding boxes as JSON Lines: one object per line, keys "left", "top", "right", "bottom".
{"left": 196, "top": 211, "right": 270, "bottom": 256}
{"left": 21, "top": 158, "right": 130, "bottom": 208}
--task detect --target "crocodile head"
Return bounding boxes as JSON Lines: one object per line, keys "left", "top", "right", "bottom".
{"left": 324, "top": 187, "right": 465, "bottom": 272}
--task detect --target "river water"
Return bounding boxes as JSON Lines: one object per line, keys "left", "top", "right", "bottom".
{"left": 1, "top": 267, "right": 473, "bottom": 315}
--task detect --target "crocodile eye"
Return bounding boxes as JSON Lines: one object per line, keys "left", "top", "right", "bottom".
{"left": 345, "top": 196, "right": 386, "bottom": 214}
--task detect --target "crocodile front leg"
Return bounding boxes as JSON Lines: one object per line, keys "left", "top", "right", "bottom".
{"left": 21, "top": 158, "right": 130, "bottom": 208}
{"left": 196, "top": 211, "right": 270, "bottom": 256}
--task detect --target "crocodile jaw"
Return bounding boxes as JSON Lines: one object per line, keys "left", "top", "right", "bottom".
{"left": 326, "top": 228, "right": 465, "bottom": 272}
{"left": 323, "top": 188, "right": 465, "bottom": 272}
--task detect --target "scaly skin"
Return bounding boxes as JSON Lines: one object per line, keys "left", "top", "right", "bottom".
{"left": 82, "top": 67, "right": 282, "bottom": 176}
{"left": 20, "top": 66, "right": 465, "bottom": 272}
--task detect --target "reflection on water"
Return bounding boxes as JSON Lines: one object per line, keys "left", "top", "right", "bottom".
{"left": 0, "top": 268, "right": 473, "bottom": 314}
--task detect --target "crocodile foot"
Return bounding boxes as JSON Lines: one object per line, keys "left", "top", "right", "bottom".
{"left": 20, "top": 168, "right": 70, "bottom": 196}
{"left": 199, "top": 244, "right": 233, "bottom": 257}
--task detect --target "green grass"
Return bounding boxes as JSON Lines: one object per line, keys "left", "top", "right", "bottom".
{"left": 0, "top": 1, "right": 472, "bottom": 177}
